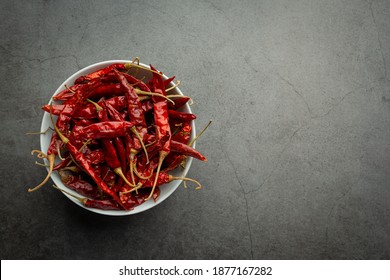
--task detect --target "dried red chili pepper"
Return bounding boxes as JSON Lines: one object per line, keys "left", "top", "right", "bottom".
{"left": 170, "top": 140, "right": 207, "bottom": 162}
{"left": 171, "top": 122, "right": 191, "bottom": 144}
{"left": 143, "top": 65, "right": 172, "bottom": 200}
{"left": 43, "top": 95, "right": 128, "bottom": 119}
{"left": 114, "top": 69, "right": 149, "bottom": 184}
{"left": 167, "top": 96, "right": 191, "bottom": 110}
{"left": 71, "top": 121, "right": 135, "bottom": 140}
{"left": 168, "top": 110, "right": 196, "bottom": 122}
{"left": 58, "top": 169, "right": 102, "bottom": 199}
{"left": 48, "top": 110, "right": 127, "bottom": 209}
{"left": 97, "top": 102, "right": 136, "bottom": 190}
{"left": 74, "top": 63, "right": 126, "bottom": 84}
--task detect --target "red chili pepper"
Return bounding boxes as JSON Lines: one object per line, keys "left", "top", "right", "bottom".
{"left": 43, "top": 96, "right": 128, "bottom": 119}
{"left": 167, "top": 96, "right": 191, "bottom": 110}
{"left": 71, "top": 121, "right": 135, "bottom": 140}
{"left": 114, "top": 69, "right": 147, "bottom": 132}
{"left": 103, "top": 71, "right": 152, "bottom": 92}
{"left": 168, "top": 110, "right": 196, "bottom": 122}
{"left": 162, "top": 153, "right": 186, "bottom": 173}
{"left": 72, "top": 118, "right": 95, "bottom": 127}
{"left": 119, "top": 186, "right": 160, "bottom": 209}
{"left": 74, "top": 63, "right": 126, "bottom": 84}
{"left": 84, "top": 148, "right": 105, "bottom": 165}
{"left": 142, "top": 64, "right": 172, "bottom": 200}
{"left": 164, "top": 76, "right": 175, "bottom": 87}
{"left": 171, "top": 122, "right": 192, "bottom": 144}
{"left": 48, "top": 108, "right": 128, "bottom": 208}
{"left": 53, "top": 156, "right": 71, "bottom": 171}
{"left": 84, "top": 199, "right": 122, "bottom": 210}
{"left": 53, "top": 83, "right": 85, "bottom": 101}
{"left": 97, "top": 102, "right": 136, "bottom": 190}
{"left": 170, "top": 140, "right": 207, "bottom": 161}
{"left": 88, "top": 84, "right": 123, "bottom": 99}
{"left": 53, "top": 185, "right": 122, "bottom": 210}
{"left": 58, "top": 169, "right": 102, "bottom": 199}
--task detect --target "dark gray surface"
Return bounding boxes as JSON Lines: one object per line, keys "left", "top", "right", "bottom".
{"left": 1, "top": 0, "right": 389, "bottom": 260}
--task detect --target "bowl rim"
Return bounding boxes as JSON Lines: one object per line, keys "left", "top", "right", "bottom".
{"left": 39, "top": 60, "right": 195, "bottom": 216}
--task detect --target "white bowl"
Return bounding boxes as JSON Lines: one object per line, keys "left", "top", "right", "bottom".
{"left": 40, "top": 60, "right": 195, "bottom": 216}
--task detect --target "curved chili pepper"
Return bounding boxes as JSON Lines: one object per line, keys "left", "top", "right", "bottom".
{"left": 170, "top": 140, "right": 207, "bottom": 161}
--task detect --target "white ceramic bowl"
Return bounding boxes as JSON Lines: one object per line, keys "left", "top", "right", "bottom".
{"left": 40, "top": 60, "right": 195, "bottom": 216}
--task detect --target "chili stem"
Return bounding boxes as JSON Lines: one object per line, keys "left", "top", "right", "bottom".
{"left": 28, "top": 150, "right": 55, "bottom": 192}
{"left": 56, "top": 140, "right": 65, "bottom": 160}
{"left": 133, "top": 164, "right": 154, "bottom": 180}
{"left": 124, "top": 63, "right": 162, "bottom": 76}
{"left": 35, "top": 161, "right": 49, "bottom": 167}
{"left": 135, "top": 89, "right": 175, "bottom": 105}
{"left": 166, "top": 80, "right": 181, "bottom": 92}
{"left": 145, "top": 151, "right": 167, "bottom": 201}
{"left": 114, "top": 167, "right": 137, "bottom": 188}
{"left": 26, "top": 127, "right": 52, "bottom": 135}
{"left": 171, "top": 176, "right": 202, "bottom": 190}
{"left": 130, "top": 127, "right": 149, "bottom": 164}
{"left": 52, "top": 184, "right": 87, "bottom": 204}
{"left": 189, "top": 120, "right": 213, "bottom": 147}
{"left": 86, "top": 99, "right": 103, "bottom": 112}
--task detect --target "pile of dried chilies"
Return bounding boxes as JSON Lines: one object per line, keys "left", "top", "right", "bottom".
{"left": 29, "top": 61, "right": 208, "bottom": 211}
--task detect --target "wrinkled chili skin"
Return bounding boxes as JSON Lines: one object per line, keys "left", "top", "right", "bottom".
{"left": 84, "top": 148, "right": 105, "bottom": 165}
{"left": 171, "top": 122, "right": 191, "bottom": 144}
{"left": 47, "top": 133, "right": 59, "bottom": 155}
{"left": 105, "top": 102, "right": 135, "bottom": 166}
{"left": 140, "top": 172, "right": 170, "bottom": 187}
{"left": 75, "top": 63, "right": 126, "bottom": 84}
{"left": 104, "top": 71, "right": 152, "bottom": 92}
{"left": 71, "top": 121, "right": 134, "bottom": 140}
{"left": 84, "top": 199, "right": 122, "bottom": 210}
{"left": 59, "top": 170, "right": 102, "bottom": 199}
{"left": 65, "top": 142, "right": 125, "bottom": 209}
{"left": 150, "top": 65, "right": 171, "bottom": 156}
{"left": 53, "top": 83, "right": 84, "bottom": 101}
{"left": 162, "top": 153, "right": 186, "bottom": 173}
{"left": 43, "top": 96, "right": 128, "bottom": 119}
{"left": 37, "top": 63, "right": 207, "bottom": 212}
{"left": 114, "top": 69, "right": 148, "bottom": 154}
{"left": 119, "top": 186, "right": 161, "bottom": 209}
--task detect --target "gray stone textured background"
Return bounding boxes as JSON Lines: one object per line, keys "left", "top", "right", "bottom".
{"left": 1, "top": 0, "right": 389, "bottom": 259}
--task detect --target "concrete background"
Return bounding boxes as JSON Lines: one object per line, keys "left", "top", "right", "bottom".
{"left": 1, "top": 0, "right": 389, "bottom": 259}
